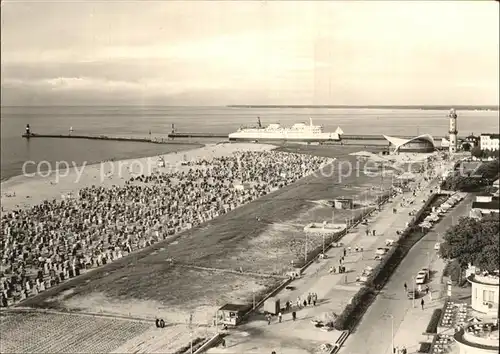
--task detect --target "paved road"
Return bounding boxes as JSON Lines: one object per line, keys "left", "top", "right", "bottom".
{"left": 339, "top": 193, "right": 473, "bottom": 354}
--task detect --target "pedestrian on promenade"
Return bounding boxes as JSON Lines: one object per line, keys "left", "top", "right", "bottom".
{"left": 292, "top": 311, "right": 296, "bottom": 321}
{"left": 221, "top": 338, "right": 226, "bottom": 348}
{"left": 365, "top": 229, "right": 370, "bottom": 236}
{"left": 303, "top": 299, "right": 307, "bottom": 307}
{"left": 278, "top": 312, "right": 282, "bottom": 323}
{"left": 267, "top": 314, "right": 272, "bottom": 325}
{"left": 343, "top": 248, "right": 347, "bottom": 257}
{"left": 404, "top": 282, "right": 407, "bottom": 292}
{"left": 372, "top": 229, "right": 376, "bottom": 236}
{"left": 401, "top": 346, "right": 407, "bottom": 354}
{"left": 313, "top": 298, "right": 317, "bottom": 306}
{"left": 421, "top": 298, "right": 425, "bottom": 310}
{"left": 307, "top": 293, "right": 312, "bottom": 305}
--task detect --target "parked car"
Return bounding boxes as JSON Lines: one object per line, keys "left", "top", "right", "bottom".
{"left": 376, "top": 247, "right": 389, "bottom": 255}
{"left": 415, "top": 270, "right": 428, "bottom": 285}
{"left": 415, "top": 275, "right": 426, "bottom": 285}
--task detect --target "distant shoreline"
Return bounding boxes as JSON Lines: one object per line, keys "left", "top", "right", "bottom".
{"left": 227, "top": 105, "right": 499, "bottom": 111}
{"left": 1, "top": 105, "right": 498, "bottom": 111}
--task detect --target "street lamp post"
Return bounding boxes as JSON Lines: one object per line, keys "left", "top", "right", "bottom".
{"left": 389, "top": 314, "right": 394, "bottom": 354}
{"left": 383, "top": 314, "right": 395, "bottom": 353}
{"left": 215, "top": 308, "right": 219, "bottom": 333}
{"left": 412, "top": 276, "right": 416, "bottom": 308}
{"left": 304, "top": 233, "right": 308, "bottom": 263}
{"left": 427, "top": 252, "right": 431, "bottom": 276}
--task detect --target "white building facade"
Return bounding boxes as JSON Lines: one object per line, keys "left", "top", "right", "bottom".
{"left": 480, "top": 134, "right": 500, "bottom": 151}
{"left": 468, "top": 274, "right": 499, "bottom": 314}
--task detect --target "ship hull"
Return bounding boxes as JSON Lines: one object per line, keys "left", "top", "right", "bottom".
{"left": 228, "top": 136, "right": 340, "bottom": 142}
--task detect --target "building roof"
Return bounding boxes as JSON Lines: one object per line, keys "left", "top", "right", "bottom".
{"left": 467, "top": 273, "right": 500, "bottom": 286}
{"left": 466, "top": 134, "right": 479, "bottom": 139}
{"left": 471, "top": 200, "right": 500, "bottom": 210}
{"left": 480, "top": 133, "right": 500, "bottom": 139}
{"left": 218, "top": 303, "right": 250, "bottom": 312}
{"left": 383, "top": 134, "right": 435, "bottom": 152}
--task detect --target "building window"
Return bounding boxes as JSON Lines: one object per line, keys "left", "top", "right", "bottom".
{"left": 483, "top": 290, "right": 496, "bottom": 303}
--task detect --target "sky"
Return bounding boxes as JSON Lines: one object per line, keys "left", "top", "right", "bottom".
{"left": 1, "top": 1, "right": 499, "bottom": 106}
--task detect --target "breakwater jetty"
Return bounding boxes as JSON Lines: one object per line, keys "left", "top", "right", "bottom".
{"left": 22, "top": 132, "right": 447, "bottom": 143}
{"left": 21, "top": 133, "right": 202, "bottom": 145}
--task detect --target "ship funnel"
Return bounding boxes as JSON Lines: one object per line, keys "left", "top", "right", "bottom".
{"left": 309, "top": 117, "right": 313, "bottom": 127}
{"left": 335, "top": 127, "right": 344, "bottom": 135}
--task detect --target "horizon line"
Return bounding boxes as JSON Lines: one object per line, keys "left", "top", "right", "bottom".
{"left": 1, "top": 104, "right": 499, "bottom": 110}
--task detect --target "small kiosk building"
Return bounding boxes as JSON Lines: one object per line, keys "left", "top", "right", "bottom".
{"left": 218, "top": 304, "right": 249, "bottom": 326}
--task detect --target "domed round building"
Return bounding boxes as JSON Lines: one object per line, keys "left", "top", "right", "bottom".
{"left": 468, "top": 274, "right": 499, "bottom": 315}
{"left": 454, "top": 321, "right": 499, "bottom": 354}
{"left": 452, "top": 273, "right": 500, "bottom": 354}
{"left": 383, "top": 134, "right": 436, "bottom": 153}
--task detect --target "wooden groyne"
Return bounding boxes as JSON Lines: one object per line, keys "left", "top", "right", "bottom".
{"left": 21, "top": 133, "right": 203, "bottom": 145}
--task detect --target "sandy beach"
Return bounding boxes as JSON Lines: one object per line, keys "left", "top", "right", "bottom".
{"left": 0, "top": 143, "right": 276, "bottom": 213}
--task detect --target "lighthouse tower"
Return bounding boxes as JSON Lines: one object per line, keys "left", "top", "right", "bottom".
{"left": 448, "top": 108, "right": 458, "bottom": 154}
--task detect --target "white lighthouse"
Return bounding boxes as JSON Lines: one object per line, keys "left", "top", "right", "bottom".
{"left": 448, "top": 108, "right": 458, "bottom": 154}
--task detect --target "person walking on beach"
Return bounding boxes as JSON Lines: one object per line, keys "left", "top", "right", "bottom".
{"left": 292, "top": 311, "right": 296, "bottom": 321}
{"left": 421, "top": 298, "right": 425, "bottom": 310}
{"left": 303, "top": 299, "right": 307, "bottom": 307}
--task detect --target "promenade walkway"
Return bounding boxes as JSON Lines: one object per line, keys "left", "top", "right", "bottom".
{"left": 338, "top": 186, "right": 472, "bottom": 354}
{"left": 207, "top": 162, "right": 446, "bottom": 354}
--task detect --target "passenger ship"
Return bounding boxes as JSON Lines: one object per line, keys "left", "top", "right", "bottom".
{"left": 228, "top": 117, "right": 343, "bottom": 142}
